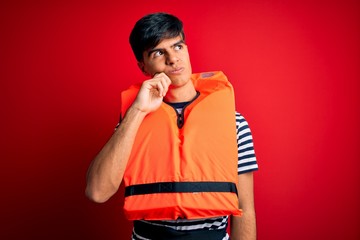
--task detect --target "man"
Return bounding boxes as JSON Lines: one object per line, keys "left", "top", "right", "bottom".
{"left": 86, "top": 12, "right": 258, "bottom": 240}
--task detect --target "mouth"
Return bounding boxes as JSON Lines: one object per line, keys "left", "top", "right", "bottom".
{"left": 168, "top": 67, "right": 184, "bottom": 75}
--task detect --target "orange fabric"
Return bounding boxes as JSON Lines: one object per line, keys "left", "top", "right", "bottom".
{"left": 120, "top": 71, "right": 242, "bottom": 220}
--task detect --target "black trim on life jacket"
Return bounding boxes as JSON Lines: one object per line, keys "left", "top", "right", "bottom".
{"left": 164, "top": 91, "right": 200, "bottom": 128}
{"left": 125, "top": 181, "right": 238, "bottom": 197}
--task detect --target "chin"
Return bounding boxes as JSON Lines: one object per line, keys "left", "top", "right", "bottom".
{"left": 169, "top": 75, "right": 190, "bottom": 87}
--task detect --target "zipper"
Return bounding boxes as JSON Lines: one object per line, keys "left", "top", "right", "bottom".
{"left": 165, "top": 91, "right": 200, "bottom": 129}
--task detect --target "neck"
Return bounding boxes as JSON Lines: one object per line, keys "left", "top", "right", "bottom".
{"left": 164, "top": 81, "right": 197, "bottom": 103}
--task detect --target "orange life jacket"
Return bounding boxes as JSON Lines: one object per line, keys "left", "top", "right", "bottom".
{"left": 120, "top": 71, "right": 242, "bottom": 220}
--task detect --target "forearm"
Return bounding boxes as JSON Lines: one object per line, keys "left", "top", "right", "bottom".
{"left": 85, "top": 106, "right": 146, "bottom": 203}
{"left": 231, "top": 210, "right": 256, "bottom": 240}
{"left": 231, "top": 171, "right": 257, "bottom": 240}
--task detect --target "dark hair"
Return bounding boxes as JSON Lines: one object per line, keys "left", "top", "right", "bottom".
{"left": 129, "top": 12, "right": 185, "bottom": 62}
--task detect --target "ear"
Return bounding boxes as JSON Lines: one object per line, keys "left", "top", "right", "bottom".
{"left": 137, "top": 62, "right": 150, "bottom": 76}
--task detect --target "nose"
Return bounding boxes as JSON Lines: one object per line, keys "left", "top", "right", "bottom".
{"left": 166, "top": 51, "right": 179, "bottom": 65}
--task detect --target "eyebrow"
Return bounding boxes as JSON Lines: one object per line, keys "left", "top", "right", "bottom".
{"left": 147, "top": 40, "right": 185, "bottom": 57}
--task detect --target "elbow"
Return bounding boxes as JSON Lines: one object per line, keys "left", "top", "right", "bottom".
{"left": 85, "top": 185, "right": 114, "bottom": 203}
{"left": 85, "top": 187, "right": 106, "bottom": 203}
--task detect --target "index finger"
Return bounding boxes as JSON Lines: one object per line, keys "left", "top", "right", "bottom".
{"left": 152, "top": 72, "right": 162, "bottom": 78}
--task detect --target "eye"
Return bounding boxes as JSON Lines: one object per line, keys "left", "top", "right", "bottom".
{"left": 153, "top": 50, "right": 164, "bottom": 58}
{"left": 174, "top": 44, "right": 183, "bottom": 51}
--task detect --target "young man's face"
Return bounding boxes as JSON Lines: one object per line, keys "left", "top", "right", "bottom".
{"left": 139, "top": 35, "right": 192, "bottom": 88}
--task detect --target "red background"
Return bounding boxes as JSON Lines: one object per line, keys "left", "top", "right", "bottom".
{"left": 1, "top": 0, "right": 359, "bottom": 239}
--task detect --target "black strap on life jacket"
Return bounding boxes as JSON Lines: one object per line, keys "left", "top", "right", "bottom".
{"left": 124, "top": 181, "right": 238, "bottom": 197}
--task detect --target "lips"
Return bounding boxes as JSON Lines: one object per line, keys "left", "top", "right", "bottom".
{"left": 168, "top": 67, "right": 184, "bottom": 75}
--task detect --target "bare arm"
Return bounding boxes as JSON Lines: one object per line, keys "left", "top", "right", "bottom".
{"left": 231, "top": 172, "right": 257, "bottom": 240}
{"left": 85, "top": 73, "right": 171, "bottom": 203}
{"left": 85, "top": 106, "right": 146, "bottom": 203}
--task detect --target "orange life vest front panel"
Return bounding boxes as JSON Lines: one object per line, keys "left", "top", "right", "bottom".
{"left": 120, "top": 71, "right": 242, "bottom": 220}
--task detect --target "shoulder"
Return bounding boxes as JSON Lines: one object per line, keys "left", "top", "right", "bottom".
{"left": 235, "top": 112, "right": 251, "bottom": 132}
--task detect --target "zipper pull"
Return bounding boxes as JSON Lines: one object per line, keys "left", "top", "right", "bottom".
{"left": 177, "top": 112, "right": 184, "bottom": 128}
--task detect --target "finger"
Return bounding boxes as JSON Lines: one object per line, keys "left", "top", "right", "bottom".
{"left": 152, "top": 72, "right": 162, "bottom": 78}
{"left": 156, "top": 80, "right": 165, "bottom": 97}
{"left": 146, "top": 79, "right": 164, "bottom": 97}
{"left": 158, "top": 74, "right": 171, "bottom": 97}
{"left": 151, "top": 73, "right": 170, "bottom": 97}
{"left": 143, "top": 78, "right": 162, "bottom": 97}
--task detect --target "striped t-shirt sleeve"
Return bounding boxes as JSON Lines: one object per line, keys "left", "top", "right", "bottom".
{"left": 236, "top": 112, "right": 258, "bottom": 174}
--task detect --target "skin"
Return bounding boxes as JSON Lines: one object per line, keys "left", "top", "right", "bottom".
{"left": 85, "top": 35, "right": 256, "bottom": 239}
{"left": 138, "top": 35, "right": 196, "bottom": 103}
{"left": 231, "top": 172, "right": 257, "bottom": 240}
